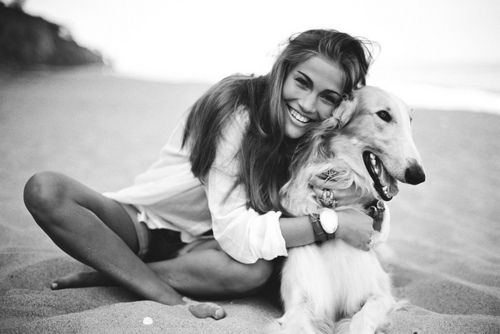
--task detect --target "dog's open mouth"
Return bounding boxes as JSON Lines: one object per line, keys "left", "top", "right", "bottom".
{"left": 362, "top": 151, "right": 398, "bottom": 201}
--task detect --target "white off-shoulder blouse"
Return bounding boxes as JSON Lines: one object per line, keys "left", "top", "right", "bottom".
{"left": 104, "top": 107, "right": 288, "bottom": 264}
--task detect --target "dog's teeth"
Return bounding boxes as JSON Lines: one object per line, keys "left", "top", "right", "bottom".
{"left": 382, "top": 186, "right": 388, "bottom": 192}
{"left": 373, "top": 165, "right": 379, "bottom": 174}
{"left": 369, "top": 153, "right": 376, "bottom": 160}
{"left": 370, "top": 157, "right": 377, "bottom": 167}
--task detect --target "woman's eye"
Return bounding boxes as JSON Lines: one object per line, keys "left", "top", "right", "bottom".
{"left": 295, "top": 77, "right": 308, "bottom": 87}
{"left": 376, "top": 110, "right": 392, "bottom": 122}
{"left": 321, "top": 95, "right": 338, "bottom": 106}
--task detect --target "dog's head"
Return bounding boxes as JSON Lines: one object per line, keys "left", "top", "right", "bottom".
{"left": 281, "top": 86, "right": 425, "bottom": 215}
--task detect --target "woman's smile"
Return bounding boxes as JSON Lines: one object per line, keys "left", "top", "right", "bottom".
{"left": 287, "top": 104, "right": 312, "bottom": 124}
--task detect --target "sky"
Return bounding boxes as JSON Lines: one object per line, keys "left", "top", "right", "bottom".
{"left": 19, "top": 0, "right": 500, "bottom": 84}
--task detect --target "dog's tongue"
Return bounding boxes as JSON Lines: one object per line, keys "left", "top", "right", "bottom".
{"left": 389, "top": 182, "right": 399, "bottom": 197}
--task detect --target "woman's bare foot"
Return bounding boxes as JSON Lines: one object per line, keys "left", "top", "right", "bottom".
{"left": 182, "top": 297, "right": 226, "bottom": 320}
{"left": 51, "top": 271, "right": 113, "bottom": 290}
{"left": 52, "top": 273, "right": 226, "bottom": 320}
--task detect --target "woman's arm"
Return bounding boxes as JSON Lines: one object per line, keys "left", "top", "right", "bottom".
{"left": 206, "top": 110, "right": 377, "bottom": 264}
{"left": 279, "top": 209, "right": 375, "bottom": 251}
{"left": 205, "top": 111, "right": 289, "bottom": 264}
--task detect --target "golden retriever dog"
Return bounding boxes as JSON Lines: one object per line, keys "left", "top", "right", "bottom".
{"left": 275, "top": 86, "right": 426, "bottom": 334}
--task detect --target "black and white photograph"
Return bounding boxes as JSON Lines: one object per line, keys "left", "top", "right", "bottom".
{"left": 0, "top": 0, "right": 499, "bottom": 333}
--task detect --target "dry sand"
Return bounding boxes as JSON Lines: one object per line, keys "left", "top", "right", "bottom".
{"left": 0, "top": 68, "right": 499, "bottom": 333}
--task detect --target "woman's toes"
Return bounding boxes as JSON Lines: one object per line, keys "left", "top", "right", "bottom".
{"left": 188, "top": 302, "right": 226, "bottom": 320}
{"left": 51, "top": 273, "right": 82, "bottom": 289}
{"left": 50, "top": 271, "right": 107, "bottom": 289}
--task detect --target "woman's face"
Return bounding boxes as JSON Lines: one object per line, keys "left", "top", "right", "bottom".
{"left": 282, "top": 56, "right": 345, "bottom": 139}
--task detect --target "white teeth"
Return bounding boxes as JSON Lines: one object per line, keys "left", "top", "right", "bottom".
{"left": 382, "top": 186, "right": 388, "bottom": 192}
{"left": 289, "top": 107, "right": 311, "bottom": 123}
{"left": 369, "top": 153, "right": 380, "bottom": 175}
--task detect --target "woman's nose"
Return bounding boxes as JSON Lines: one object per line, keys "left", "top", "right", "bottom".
{"left": 298, "top": 93, "right": 316, "bottom": 114}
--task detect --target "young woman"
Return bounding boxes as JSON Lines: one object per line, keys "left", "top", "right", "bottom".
{"left": 24, "top": 29, "right": 377, "bottom": 319}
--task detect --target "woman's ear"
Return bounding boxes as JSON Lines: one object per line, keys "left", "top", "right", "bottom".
{"left": 327, "top": 98, "right": 358, "bottom": 129}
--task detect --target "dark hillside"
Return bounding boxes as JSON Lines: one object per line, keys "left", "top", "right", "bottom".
{"left": 0, "top": 2, "right": 104, "bottom": 67}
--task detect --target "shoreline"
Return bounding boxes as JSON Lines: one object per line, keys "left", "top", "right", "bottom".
{"left": 3, "top": 67, "right": 500, "bottom": 116}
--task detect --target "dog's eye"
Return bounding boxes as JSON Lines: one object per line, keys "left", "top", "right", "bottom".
{"left": 376, "top": 110, "right": 392, "bottom": 122}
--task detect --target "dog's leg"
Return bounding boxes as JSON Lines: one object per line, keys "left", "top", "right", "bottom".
{"left": 276, "top": 245, "right": 336, "bottom": 334}
{"left": 347, "top": 294, "right": 395, "bottom": 334}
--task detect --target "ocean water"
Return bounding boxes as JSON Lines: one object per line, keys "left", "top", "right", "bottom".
{"left": 114, "top": 61, "right": 500, "bottom": 116}
{"left": 369, "top": 63, "right": 500, "bottom": 115}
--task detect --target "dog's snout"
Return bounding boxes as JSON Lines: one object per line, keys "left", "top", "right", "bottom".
{"left": 405, "top": 162, "right": 426, "bottom": 185}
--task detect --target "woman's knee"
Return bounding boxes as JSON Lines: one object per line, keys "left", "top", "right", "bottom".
{"left": 223, "top": 257, "right": 274, "bottom": 294}
{"left": 24, "top": 171, "right": 69, "bottom": 221}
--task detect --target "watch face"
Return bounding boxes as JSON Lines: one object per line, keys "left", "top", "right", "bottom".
{"left": 320, "top": 209, "right": 338, "bottom": 234}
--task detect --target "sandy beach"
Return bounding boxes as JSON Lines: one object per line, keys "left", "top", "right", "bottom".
{"left": 0, "top": 68, "right": 499, "bottom": 333}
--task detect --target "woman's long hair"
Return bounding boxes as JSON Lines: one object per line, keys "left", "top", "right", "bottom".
{"left": 183, "top": 29, "right": 372, "bottom": 213}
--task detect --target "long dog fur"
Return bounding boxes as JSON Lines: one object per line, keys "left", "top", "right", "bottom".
{"left": 273, "top": 86, "right": 425, "bottom": 334}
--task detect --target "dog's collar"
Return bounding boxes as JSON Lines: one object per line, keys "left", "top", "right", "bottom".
{"left": 364, "top": 199, "right": 385, "bottom": 232}
{"left": 364, "top": 199, "right": 384, "bottom": 217}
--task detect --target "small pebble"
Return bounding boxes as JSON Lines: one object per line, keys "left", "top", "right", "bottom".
{"left": 142, "top": 317, "right": 153, "bottom": 325}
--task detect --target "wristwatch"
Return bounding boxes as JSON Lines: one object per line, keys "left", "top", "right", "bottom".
{"left": 309, "top": 208, "right": 338, "bottom": 242}
{"left": 319, "top": 208, "right": 339, "bottom": 234}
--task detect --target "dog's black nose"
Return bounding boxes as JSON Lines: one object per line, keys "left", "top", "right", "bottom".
{"left": 405, "top": 163, "right": 426, "bottom": 185}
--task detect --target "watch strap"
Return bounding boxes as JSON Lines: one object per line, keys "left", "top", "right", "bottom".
{"left": 309, "top": 213, "right": 335, "bottom": 242}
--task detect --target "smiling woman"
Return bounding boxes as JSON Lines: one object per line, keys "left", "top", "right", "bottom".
{"left": 24, "top": 29, "right": 377, "bottom": 319}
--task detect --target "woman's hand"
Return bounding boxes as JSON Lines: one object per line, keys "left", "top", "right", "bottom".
{"left": 309, "top": 174, "right": 337, "bottom": 193}
{"left": 309, "top": 171, "right": 353, "bottom": 209}
{"left": 309, "top": 174, "right": 339, "bottom": 208}
{"left": 309, "top": 172, "right": 375, "bottom": 250}
{"left": 335, "top": 208, "right": 374, "bottom": 251}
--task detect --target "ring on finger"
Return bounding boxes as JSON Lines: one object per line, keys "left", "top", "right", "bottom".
{"left": 320, "top": 189, "right": 336, "bottom": 208}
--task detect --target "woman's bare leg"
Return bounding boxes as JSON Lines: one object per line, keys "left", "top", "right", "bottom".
{"left": 23, "top": 171, "right": 183, "bottom": 305}
{"left": 51, "top": 241, "right": 275, "bottom": 299}
{"left": 156, "top": 248, "right": 274, "bottom": 299}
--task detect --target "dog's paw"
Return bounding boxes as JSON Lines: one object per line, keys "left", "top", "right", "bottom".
{"left": 333, "top": 319, "right": 351, "bottom": 334}
{"left": 375, "top": 319, "right": 392, "bottom": 334}
{"left": 349, "top": 317, "right": 376, "bottom": 334}
{"left": 263, "top": 320, "right": 282, "bottom": 334}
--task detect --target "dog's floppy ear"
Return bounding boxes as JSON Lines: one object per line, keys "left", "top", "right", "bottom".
{"left": 292, "top": 97, "right": 358, "bottom": 168}
{"left": 325, "top": 98, "right": 358, "bottom": 130}
{"left": 307, "top": 97, "right": 358, "bottom": 158}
